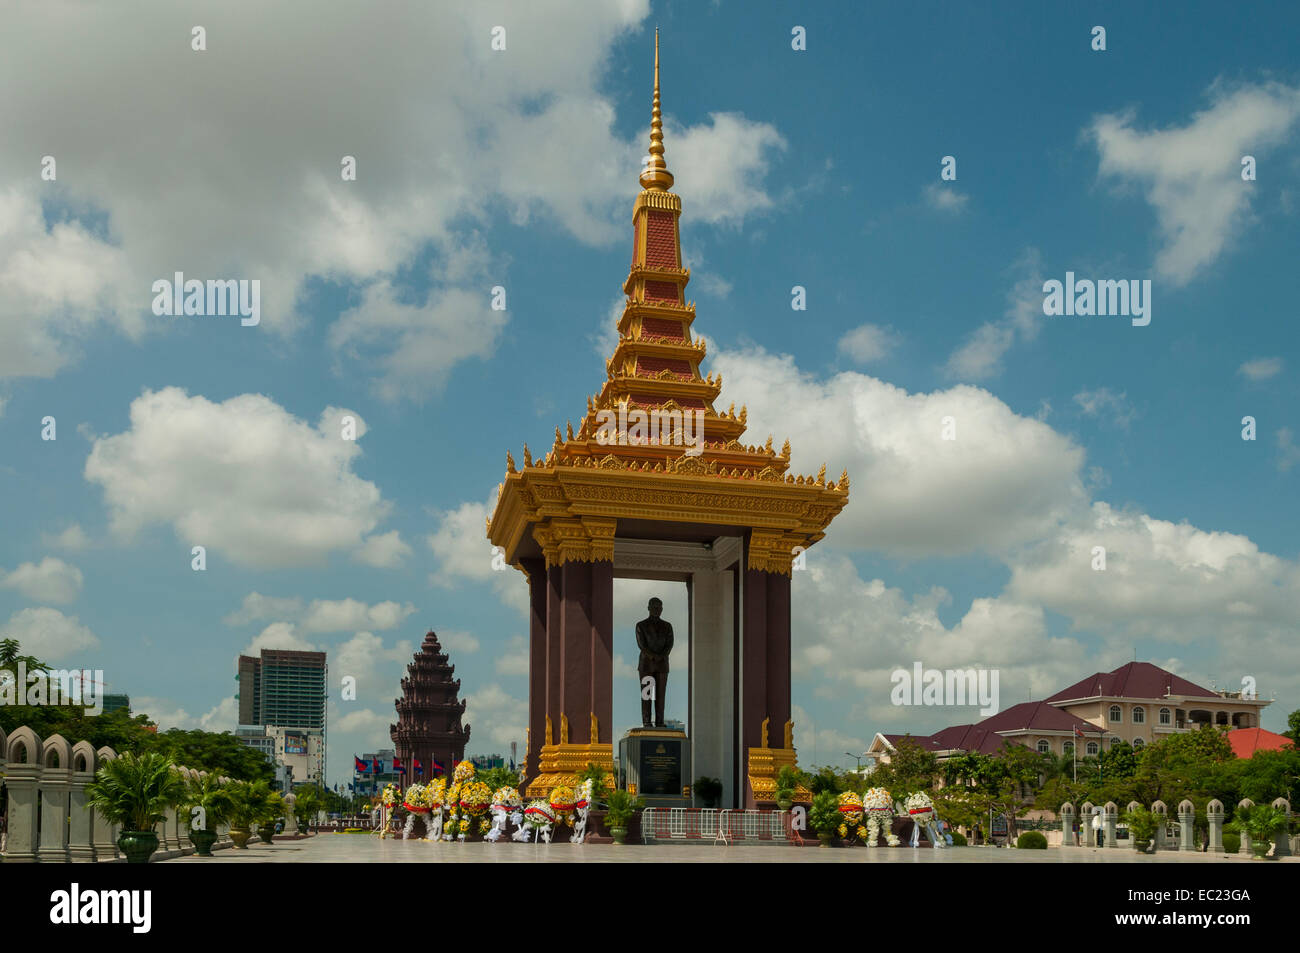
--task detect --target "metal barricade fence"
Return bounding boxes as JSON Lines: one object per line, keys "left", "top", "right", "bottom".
{"left": 641, "top": 808, "right": 799, "bottom": 846}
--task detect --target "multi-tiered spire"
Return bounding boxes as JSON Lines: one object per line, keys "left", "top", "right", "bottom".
{"left": 511, "top": 32, "right": 835, "bottom": 484}
{"left": 488, "top": 35, "right": 848, "bottom": 578}
{"left": 390, "top": 631, "right": 470, "bottom": 780}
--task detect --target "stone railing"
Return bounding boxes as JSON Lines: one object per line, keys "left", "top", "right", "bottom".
{"left": 0, "top": 725, "right": 234, "bottom": 863}
{"left": 1060, "top": 797, "right": 1294, "bottom": 856}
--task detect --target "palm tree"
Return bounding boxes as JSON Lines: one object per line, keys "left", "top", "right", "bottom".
{"left": 85, "top": 752, "right": 185, "bottom": 863}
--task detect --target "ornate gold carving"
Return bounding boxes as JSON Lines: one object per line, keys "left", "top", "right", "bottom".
{"left": 560, "top": 713, "right": 569, "bottom": 745}
{"left": 784, "top": 719, "right": 793, "bottom": 750}
{"left": 545, "top": 715, "right": 553, "bottom": 747}
{"left": 590, "top": 712, "right": 599, "bottom": 744}
{"left": 761, "top": 717, "right": 769, "bottom": 748}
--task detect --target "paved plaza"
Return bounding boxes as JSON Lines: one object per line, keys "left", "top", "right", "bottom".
{"left": 164, "top": 835, "right": 1298, "bottom": 864}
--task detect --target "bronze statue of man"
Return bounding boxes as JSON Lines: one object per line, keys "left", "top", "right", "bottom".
{"left": 636, "top": 597, "right": 673, "bottom": 728}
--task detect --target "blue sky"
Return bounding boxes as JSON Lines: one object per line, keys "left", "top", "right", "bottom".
{"left": 1, "top": 1, "right": 1298, "bottom": 786}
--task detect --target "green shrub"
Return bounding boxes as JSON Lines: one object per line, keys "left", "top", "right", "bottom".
{"left": 810, "top": 790, "right": 841, "bottom": 836}
{"left": 1016, "top": 831, "right": 1048, "bottom": 850}
{"left": 949, "top": 831, "right": 967, "bottom": 846}
{"left": 1221, "top": 832, "right": 1240, "bottom": 854}
{"left": 693, "top": 776, "right": 723, "bottom": 808}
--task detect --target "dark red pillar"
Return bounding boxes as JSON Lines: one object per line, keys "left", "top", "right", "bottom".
{"left": 589, "top": 560, "right": 614, "bottom": 745}
{"left": 561, "top": 560, "right": 594, "bottom": 743}
{"left": 545, "top": 563, "right": 563, "bottom": 748}
{"left": 765, "top": 571, "right": 792, "bottom": 737}
{"left": 522, "top": 557, "right": 547, "bottom": 780}
{"left": 742, "top": 567, "right": 769, "bottom": 754}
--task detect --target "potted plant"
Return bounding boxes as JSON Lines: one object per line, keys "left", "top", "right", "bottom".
{"left": 604, "top": 789, "right": 644, "bottom": 844}
{"left": 226, "top": 779, "right": 274, "bottom": 849}
{"left": 1240, "top": 805, "right": 1288, "bottom": 860}
{"left": 810, "top": 790, "right": 841, "bottom": 847}
{"left": 775, "top": 766, "right": 799, "bottom": 812}
{"left": 1122, "top": 806, "right": 1157, "bottom": 853}
{"left": 257, "top": 792, "right": 287, "bottom": 844}
{"left": 694, "top": 776, "right": 723, "bottom": 809}
{"left": 182, "top": 773, "right": 232, "bottom": 857}
{"left": 85, "top": 752, "right": 185, "bottom": 864}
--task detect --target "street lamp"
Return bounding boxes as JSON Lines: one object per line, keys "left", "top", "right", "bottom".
{"left": 846, "top": 752, "right": 863, "bottom": 772}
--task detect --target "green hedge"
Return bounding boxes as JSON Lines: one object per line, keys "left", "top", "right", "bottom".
{"left": 1016, "top": 831, "right": 1048, "bottom": 850}
{"left": 949, "top": 831, "right": 967, "bottom": 846}
{"left": 1222, "top": 833, "right": 1240, "bottom": 854}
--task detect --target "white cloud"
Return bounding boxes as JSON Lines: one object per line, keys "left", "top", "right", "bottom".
{"left": 463, "top": 683, "right": 528, "bottom": 749}
{"left": 334, "top": 707, "right": 392, "bottom": 735}
{"left": 837, "top": 323, "right": 899, "bottom": 364}
{"left": 923, "top": 183, "right": 968, "bottom": 213}
{"left": 84, "top": 388, "right": 388, "bottom": 568}
{"left": 712, "top": 345, "right": 1086, "bottom": 557}
{"left": 440, "top": 630, "right": 481, "bottom": 655}
{"left": 224, "top": 592, "right": 306, "bottom": 626}
{"left": 1074, "top": 387, "right": 1137, "bottom": 429}
{"left": 666, "top": 114, "right": 786, "bottom": 226}
{"left": 299, "top": 598, "right": 415, "bottom": 633}
{"left": 0, "top": 556, "right": 83, "bottom": 603}
{"left": 1090, "top": 81, "right": 1300, "bottom": 285}
{"left": 494, "top": 635, "right": 530, "bottom": 676}
{"left": 945, "top": 250, "right": 1044, "bottom": 380}
{"left": 199, "top": 696, "right": 239, "bottom": 733}
{"left": 353, "top": 530, "right": 412, "bottom": 569}
{"left": 1239, "top": 357, "right": 1283, "bottom": 381}
{"left": 329, "top": 282, "right": 507, "bottom": 401}
{"left": 0, "top": 2, "right": 787, "bottom": 398}
{"left": 1005, "top": 501, "right": 1300, "bottom": 647}
{"left": 0, "top": 607, "right": 99, "bottom": 661}
{"left": 242, "top": 622, "right": 319, "bottom": 656}
{"left": 1277, "top": 428, "right": 1300, "bottom": 473}
{"left": 42, "top": 524, "right": 91, "bottom": 552}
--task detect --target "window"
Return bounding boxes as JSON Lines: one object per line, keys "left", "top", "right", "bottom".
{"left": 1110, "top": 737, "right": 1121, "bottom": 748}
{"left": 1109, "top": 705, "right": 1123, "bottom": 723}
{"left": 1159, "top": 707, "right": 1171, "bottom": 726}
{"left": 1064, "top": 741, "right": 1075, "bottom": 755}
{"left": 1086, "top": 742, "right": 1099, "bottom": 755}
{"left": 1037, "top": 740, "right": 1050, "bottom": 754}
{"left": 1132, "top": 706, "right": 1145, "bottom": 724}
{"left": 1132, "top": 737, "right": 1145, "bottom": 749}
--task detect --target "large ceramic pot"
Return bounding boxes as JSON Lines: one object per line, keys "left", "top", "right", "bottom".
{"left": 188, "top": 827, "right": 218, "bottom": 857}
{"left": 229, "top": 827, "right": 253, "bottom": 849}
{"left": 1252, "top": 841, "right": 1274, "bottom": 860}
{"left": 817, "top": 831, "right": 835, "bottom": 848}
{"left": 611, "top": 826, "right": 627, "bottom": 845}
{"left": 258, "top": 827, "right": 276, "bottom": 844}
{"left": 777, "top": 798, "right": 793, "bottom": 812}
{"left": 118, "top": 830, "right": 159, "bottom": 864}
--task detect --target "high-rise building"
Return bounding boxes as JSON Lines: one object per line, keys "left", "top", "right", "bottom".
{"left": 237, "top": 649, "right": 328, "bottom": 784}
{"left": 237, "top": 649, "right": 327, "bottom": 729}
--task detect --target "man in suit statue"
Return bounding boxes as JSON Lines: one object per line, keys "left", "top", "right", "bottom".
{"left": 636, "top": 597, "right": 673, "bottom": 728}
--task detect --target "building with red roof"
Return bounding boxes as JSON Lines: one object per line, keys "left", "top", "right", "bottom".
{"left": 1226, "top": 726, "right": 1293, "bottom": 758}
{"left": 868, "top": 661, "right": 1273, "bottom": 767}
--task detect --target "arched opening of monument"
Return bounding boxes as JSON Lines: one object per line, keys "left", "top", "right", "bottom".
{"left": 612, "top": 578, "right": 688, "bottom": 735}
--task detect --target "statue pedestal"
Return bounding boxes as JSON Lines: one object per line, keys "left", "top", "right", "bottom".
{"left": 619, "top": 728, "right": 690, "bottom": 808}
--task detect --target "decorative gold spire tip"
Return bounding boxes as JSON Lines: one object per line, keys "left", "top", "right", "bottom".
{"left": 639, "top": 29, "right": 675, "bottom": 192}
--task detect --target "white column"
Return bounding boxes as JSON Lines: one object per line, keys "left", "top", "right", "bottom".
{"left": 689, "top": 561, "right": 735, "bottom": 807}
{"left": 1, "top": 730, "right": 42, "bottom": 863}
{"left": 38, "top": 757, "right": 72, "bottom": 862}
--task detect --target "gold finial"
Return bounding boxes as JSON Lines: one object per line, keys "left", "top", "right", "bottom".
{"left": 506, "top": 451, "right": 517, "bottom": 474}
{"left": 639, "top": 29, "right": 675, "bottom": 191}
{"left": 523, "top": 444, "right": 532, "bottom": 467}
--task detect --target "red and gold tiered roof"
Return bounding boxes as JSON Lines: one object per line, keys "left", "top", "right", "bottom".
{"left": 487, "top": 32, "right": 848, "bottom": 573}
